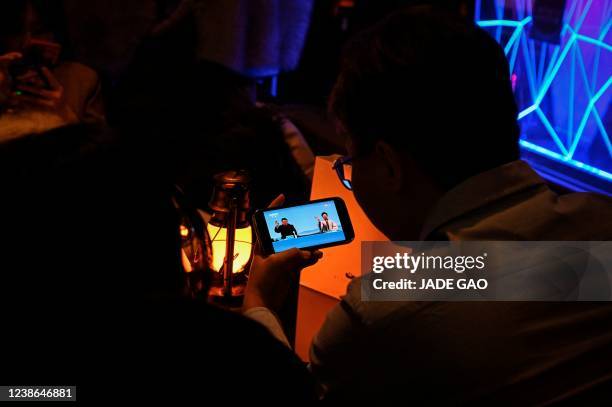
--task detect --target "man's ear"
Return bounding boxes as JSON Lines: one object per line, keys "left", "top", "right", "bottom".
{"left": 374, "top": 140, "right": 403, "bottom": 192}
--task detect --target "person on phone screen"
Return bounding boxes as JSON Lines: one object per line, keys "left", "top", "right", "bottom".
{"left": 316, "top": 212, "right": 338, "bottom": 232}
{"left": 274, "top": 218, "right": 298, "bottom": 239}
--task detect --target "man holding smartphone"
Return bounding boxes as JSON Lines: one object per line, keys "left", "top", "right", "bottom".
{"left": 244, "top": 6, "right": 612, "bottom": 405}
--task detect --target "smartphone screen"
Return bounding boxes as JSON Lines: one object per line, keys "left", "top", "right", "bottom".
{"left": 254, "top": 197, "right": 354, "bottom": 254}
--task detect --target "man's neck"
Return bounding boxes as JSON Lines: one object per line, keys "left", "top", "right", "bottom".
{"left": 383, "top": 188, "right": 443, "bottom": 241}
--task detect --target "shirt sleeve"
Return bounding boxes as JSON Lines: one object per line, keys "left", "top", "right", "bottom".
{"left": 244, "top": 307, "right": 291, "bottom": 348}
{"left": 309, "top": 298, "right": 365, "bottom": 395}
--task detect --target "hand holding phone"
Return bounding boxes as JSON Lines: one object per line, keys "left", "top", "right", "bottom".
{"left": 244, "top": 247, "right": 322, "bottom": 312}
{"left": 8, "top": 39, "right": 65, "bottom": 111}
{"left": 13, "top": 66, "right": 65, "bottom": 109}
{"left": 244, "top": 194, "right": 324, "bottom": 314}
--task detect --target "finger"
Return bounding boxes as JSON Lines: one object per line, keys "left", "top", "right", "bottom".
{"left": 0, "top": 52, "right": 22, "bottom": 65}
{"left": 16, "top": 70, "right": 40, "bottom": 82}
{"left": 12, "top": 94, "right": 55, "bottom": 108}
{"left": 15, "top": 84, "right": 58, "bottom": 100}
{"left": 267, "top": 194, "right": 285, "bottom": 209}
{"left": 273, "top": 248, "right": 322, "bottom": 269}
{"left": 1, "top": 52, "right": 22, "bottom": 59}
{"left": 303, "top": 250, "right": 323, "bottom": 267}
{"left": 269, "top": 248, "right": 302, "bottom": 270}
{"left": 40, "top": 67, "right": 62, "bottom": 89}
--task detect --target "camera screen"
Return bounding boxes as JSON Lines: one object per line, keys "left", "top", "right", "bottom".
{"left": 263, "top": 200, "right": 346, "bottom": 252}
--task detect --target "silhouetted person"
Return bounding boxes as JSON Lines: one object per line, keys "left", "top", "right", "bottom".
{"left": 109, "top": 3, "right": 310, "bottom": 211}
{"left": 0, "top": 123, "right": 318, "bottom": 403}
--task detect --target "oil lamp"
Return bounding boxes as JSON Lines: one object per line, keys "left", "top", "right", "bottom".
{"left": 206, "top": 170, "right": 254, "bottom": 304}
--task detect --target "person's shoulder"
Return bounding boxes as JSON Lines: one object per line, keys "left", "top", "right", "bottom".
{"left": 557, "top": 191, "right": 612, "bottom": 208}
{"left": 552, "top": 191, "right": 612, "bottom": 239}
{"left": 342, "top": 277, "right": 424, "bottom": 326}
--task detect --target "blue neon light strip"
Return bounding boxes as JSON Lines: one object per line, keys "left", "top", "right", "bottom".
{"left": 574, "top": 46, "right": 611, "bottom": 157}
{"left": 534, "top": 34, "right": 576, "bottom": 106}
{"left": 477, "top": 9, "right": 611, "bottom": 185}
{"left": 477, "top": 20, "right": 523, "bottom": 28}
{"left": 599, "top": 18, "right": 612, "bottom": 40}
{"left": 504, "top": 25, "right": 523, "bottom": 54}
{"left": 573, "top": 0, "right": 594, "bottom": 33}
{"left": 518, "top": 104, "right": 537, "bottom": 119}
{"left": 575, "top": 34, "right": 612, "bottom": 52}
{"left": 520, "top": 140, "right": 612, "bottom": 181}
{"left": 535, "top": 107, "right": 569, "bottom": 155}
{"left": 537, "top": 43, "right": 547, "bottom": 88}
{"left": 568, "top": 76, "right": 612, "bottom": 158}
{"left": 568, "top": 45, "right": 575, "bottom": 147}
{"left": 508, "top": 32, "right": 522, "bottom": 72}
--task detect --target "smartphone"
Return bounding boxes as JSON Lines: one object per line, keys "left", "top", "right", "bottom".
{"left": 253, "top": 197, "right": 355, "bottom": 255}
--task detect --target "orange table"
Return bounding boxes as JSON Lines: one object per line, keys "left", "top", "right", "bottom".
{"left": 295, "top": 286, "right": 339, "bottom": 361}
{"left": 295, "top": 156, "right": 388, "bottom": 361}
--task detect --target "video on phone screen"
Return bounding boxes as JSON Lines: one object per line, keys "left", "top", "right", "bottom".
{"left": 264, "top": 200, "right": 346, "bottom": 252}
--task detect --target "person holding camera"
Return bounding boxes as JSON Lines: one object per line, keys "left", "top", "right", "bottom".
{"left": 0, "top": 0, "right": 104, "bottom": 143}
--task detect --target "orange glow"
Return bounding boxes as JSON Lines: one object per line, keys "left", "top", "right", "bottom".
{"left": 179, "top": 225, "right": 190, "bottom": 237}
{"left": 301, "top": 155, "right": 388, "bottom": 299}
{"left": 206, "top": 223, "right": 253, "bottom": 274}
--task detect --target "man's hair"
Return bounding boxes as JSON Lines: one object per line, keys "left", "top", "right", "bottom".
{"left": 330, "top": 6, "right": 519, "bottom": 189}
{"left": 321, "top": 212, "right": 328, "bottom": 216}
{"left": 282, "top": 217, "right": 288, "bottom": 221}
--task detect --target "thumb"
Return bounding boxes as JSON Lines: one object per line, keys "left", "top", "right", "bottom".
{"left": 267, "top": 194, "right": 285, "bottom": 209}
{"left": 273, "top": 248, "right": 323, "bottom": 269}
{"left": 0, "top": 52, "right": 22, "bottom": 65}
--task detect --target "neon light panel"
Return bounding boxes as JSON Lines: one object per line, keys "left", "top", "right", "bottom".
{"left": 476, "top": 0, "right": 611, "bottom": 194}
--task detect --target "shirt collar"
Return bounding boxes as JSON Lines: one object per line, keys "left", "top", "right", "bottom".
{"left": 419, "top": 160, "right": 548, "bottom": 240}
